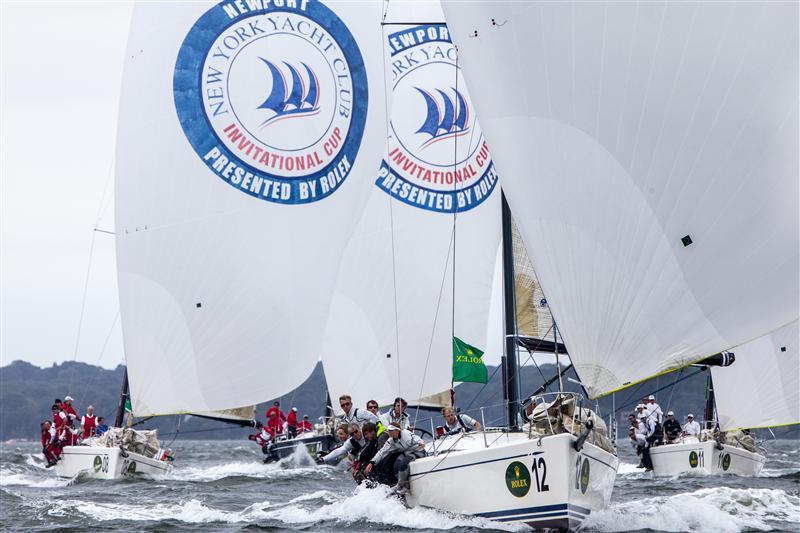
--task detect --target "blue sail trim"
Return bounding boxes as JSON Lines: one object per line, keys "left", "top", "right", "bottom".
{"left": 414, "top": 88, "right": 441, "bottom": 138}
{"left": 258, "top": 59, "right": 287, "bottom": 114}
{"left": 414, "top": 87, "right": 471, "bottom": 147}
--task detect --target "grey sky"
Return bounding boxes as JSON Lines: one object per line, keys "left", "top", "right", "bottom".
{"left": 2, "top": 1, "right": 133, "bottom": 369}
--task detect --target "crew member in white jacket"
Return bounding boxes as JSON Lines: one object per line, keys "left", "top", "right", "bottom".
{"left": 339, "top": 394, "right": 380, "bottom": 430}
{"left": 364, "top": 424, "right": 425, "bottom": 493}
{"left": 682, "top": 414, "right": 701, "bottom": 436}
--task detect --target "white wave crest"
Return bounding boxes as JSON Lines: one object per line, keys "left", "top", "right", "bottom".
{"left": 256, "top": 484, "right": 526, "bottom": 531}
{"left": 167, "top": 460, "right": 326, "bottom": 482}
{"left": 46, "top": 498, "right": 271, "bottom": 523}
{"left": 0, "top": 467, "right": 73, "bottom": 488}
{"left": 583, "top": 487, "right": 800, "bottom": 532}
{"left": 616, "top": 462, "right": 649, "bottom": 476}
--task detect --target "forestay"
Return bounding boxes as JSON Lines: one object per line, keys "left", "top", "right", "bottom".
{"left": 712, "top": 320, "right": 799, "bottom": 431}
{"left": 442, "top": 1, "right": 799, "bottom": 398}
{"left": 321, "top": 0, "right": 501, "bottom": 409}
{"left": 116, "top": 0, "right": 387, "bottom": 416}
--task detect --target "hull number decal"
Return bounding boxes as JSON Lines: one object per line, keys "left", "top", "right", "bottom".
{"left": 531, "top": 457, "right": 550, "bottom": 492}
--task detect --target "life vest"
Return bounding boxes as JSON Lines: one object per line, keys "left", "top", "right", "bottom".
{"left": 82, "top": 414, "right": 97, "bottom": 438}
{"left": 53, "top": 411, "right": 67, "bottom": 429}
{"left": 287, "top": 410, "right": 297, "bottom": 428}
{"left": 41, "top": 427, "right": 56, "bottom": 448}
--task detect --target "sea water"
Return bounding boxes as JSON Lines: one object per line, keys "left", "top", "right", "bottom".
{"left": 1, "top": 438, "right": 797, "bottom": 532}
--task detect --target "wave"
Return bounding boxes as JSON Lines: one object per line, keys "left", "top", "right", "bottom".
{"left": 582, "top": 487, "right": 800, "bottom": 532}
{"left": 0, "top": 466, "right": 74, "bottom": 488}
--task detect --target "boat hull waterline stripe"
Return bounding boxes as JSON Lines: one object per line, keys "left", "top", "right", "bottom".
{"left": 410, "top": 451, "right": 542, "bottom": 477}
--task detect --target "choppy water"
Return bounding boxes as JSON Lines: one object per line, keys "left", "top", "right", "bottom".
{"left": 1, "top": 438, "right": 797, "bottom": 532}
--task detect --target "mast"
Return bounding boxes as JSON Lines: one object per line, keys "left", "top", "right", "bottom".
{"left": 703, "top": 371, "right": 716, "bottom": 430}
{"left": 114, "top": 368, "right": 129, "bottom": 428}
{"left": 501, "top": 191, "right": 519, "bottom": 429}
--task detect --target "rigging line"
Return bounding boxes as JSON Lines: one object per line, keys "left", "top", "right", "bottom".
{"left": 379, "top": 3, "right": 402, "bottom": 391}
{"left": 665, "top": 367, "right": 684, "bottom": 415}
{"left": 94, "top": 154, "right": 116, "bottom": 227}
{"left": 463, "top": 363, "right": 503, "bottom": 411}
{"left": 450, "top": 42, "right": 460, "bottom": 398}
{"left": 78, "top": 310, "right": 121, "bottom": 407}
{"left": 71, "top": 229, "right": 98, "bottom": 364}
{"left": 413, "top": 225, "right": 456, "bottom": 427}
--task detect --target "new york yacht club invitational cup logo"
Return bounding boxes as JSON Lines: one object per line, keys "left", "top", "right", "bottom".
{"left": 377, "top": 24, "right": 498, "bottom": 213}
{"left": 174, "top": 0, "right": 367, "bottom": 204}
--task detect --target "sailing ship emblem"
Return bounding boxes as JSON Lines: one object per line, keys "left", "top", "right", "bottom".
{"left": 414, "top": 87, "right": 470, "bottom": 148}
{"left": 257, "top": 60, "right": 321, "bottom": 128}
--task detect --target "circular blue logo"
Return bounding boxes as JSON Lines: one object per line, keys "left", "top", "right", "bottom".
{"left": 376, "top": 24, "right": 498, "bottom": 213}
{"left": 174, "top": 0, "right": 367, "bottom": 204}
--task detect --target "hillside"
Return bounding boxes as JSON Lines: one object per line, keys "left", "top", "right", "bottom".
{"left": 0, "top": 358, "right": 740, "bottom": 442}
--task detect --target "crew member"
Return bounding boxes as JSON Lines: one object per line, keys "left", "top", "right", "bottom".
{"left": 366, "top": 400, "right": 380, "bottom": 417}
{"left": 95, "top": 417, "right": 109, "bottom": 436}
{"left": 352, "top": 422, "right": 379, "bottom": 484}
{"left": 364, "top": 424, "right": 426, "bottom": 494}
{"left": 339, "top": 394, "right": 379, "bottom": 430}
{"left": 380, "top": 397, "right": 412, "bottom": 431}
{"left": 662, "top": 411, "right": 682, "bottom": 443}
{"left": 683, "top": 414, "right": 701, "bottom": 436}
{"left": 40, "top": 420, "right": 60, "bottom": 467}
{"left": 266, "top": 401, "right": 286, "bottom": 423}
{"left": 286, "top": 407, "right": 299, "bottom": 438}
{"left": 646, "top": 395, "right": 664, "bottom": 425}
{"left": 441, "top": 406, "right": 481, "bottom": 435}
{"left": 628, "top": 426, "right": 651, "bottom": 470}
{"left": 319, "top": 423, "right": 364, "bottom": 465}
{"left": 81, "top": 405, "right": 98, "bottom": 439}
{"left": 298, "top": 415, "right": 313, "bottom": 433}
{"left": 52, "top": 403, "right": 68, "bottom": 430}
{"left": 62, "top": 396, "right": 79, "bottom": 425}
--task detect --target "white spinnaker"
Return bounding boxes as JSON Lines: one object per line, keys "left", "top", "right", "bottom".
{"left": 712, "top": 320, "right": 799, "bottom": 431}
{"left": 322, "top": 1, "right": 502, "bottom": 409}
{"left": 443, "top": 1, "right": 799, "bottom": 398}
{"left": 116, "top": 1, "right": 386, "bottom": 416}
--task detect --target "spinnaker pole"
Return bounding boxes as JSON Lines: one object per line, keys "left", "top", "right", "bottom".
{"left": 114, "top": 368, "right": 129, "bottom": 428}
{"left": 501, "top": 191, "right": 520, "bottom": 429}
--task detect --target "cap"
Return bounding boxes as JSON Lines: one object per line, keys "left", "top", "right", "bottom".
{"left": 636, "top": 404, "right": 645, "bottom": 410}
{"left": 291, "top": 407, "right": 298, "bottom": 412}
{"left": 648, "top": 395, "right": 655, "bottom": 400}
{"left": 667, "top": 411, "right": 674, "bottom": 416}
{"left": 64, "top": 395, "right": 74, "bottom": 401}
{"left": 386, "top": 424, "right": 401, "bottom": 432}
{"left": 303, "top": 415, "right": 309, "bottom": 419}
{"left": 687, "top": 413, "right": 694, "bottom": 418}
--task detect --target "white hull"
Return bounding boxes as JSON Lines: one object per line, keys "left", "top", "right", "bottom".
{"left": 650, "top": 439, "right": 764, "bottom": 477}
{"left": 407, "top": 432, "right": 618, "bottom": 530}
{"left": 54, "top": 446, "right": 172, "bottom": 479}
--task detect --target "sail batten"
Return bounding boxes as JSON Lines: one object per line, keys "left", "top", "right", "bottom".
{"left": 442, "top": 0, "right": 799, "bottom": 399}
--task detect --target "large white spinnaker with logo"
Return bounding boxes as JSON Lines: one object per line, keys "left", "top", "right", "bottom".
{"left": 321, "top": 0, "right": 502, "bottom": 408}
{"left": 442, "top": 1, "right": 799, "bottom": 399}
{"left": 116, "top": 0, "right": 387, "bottom": 416}
{"left": 712, "top": 320, "right": 799, "bottom": 432}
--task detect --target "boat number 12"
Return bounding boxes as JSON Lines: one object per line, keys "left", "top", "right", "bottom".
{"left": 531, "top": 457, "right": 549, "bottom": 492}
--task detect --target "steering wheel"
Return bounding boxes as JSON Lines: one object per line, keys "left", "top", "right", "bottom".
{"left": 414, "top": 427, "right": 433, "bottom": 439}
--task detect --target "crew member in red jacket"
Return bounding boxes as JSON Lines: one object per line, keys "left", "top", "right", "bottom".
{"left": 40, "top": 420, "right": 61, "bottom": 467}
{"left": 62, "top": 396, "right": 79, "bottom": 426}
{"left": 52, "top": 404, "right": 68, "bottom": 430}
{"left": 81, "top": 405, "right": 98, "bottom": 438}
{"left": 266, "top": 409, "right": 284, "bottom": 437}
{"left": 265, "top": 401, "right": 286, "bottom": 423}
{"left": 298, "top": 415, "right": 313, "bottom": 433}
{"left": 286, "top": 407, "right": 298, "bottom": 438}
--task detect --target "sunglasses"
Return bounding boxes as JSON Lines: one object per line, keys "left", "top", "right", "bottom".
{"left": 367, "top": 405, "right": 378, "bottom": 409}
{"left": 340, "top": 401, "right": 351, "bottom": 407}
{"left": 348, "top": 430, "right": 360, "bottom": 436}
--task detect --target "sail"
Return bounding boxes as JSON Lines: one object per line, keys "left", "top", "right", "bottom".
{"left": 442, "top": 1, "right": 799, "bottom": 398}
{"left": 711, "top": 320, "right": 799, "bottom": 431}
{"left": 116, "top": 0, "right": 387, "bottom": 416}
{"left": 194, "top": 405, "right": 257, "bottom": 423}
{"left": 321, "top": 0, "right": 501, "bottom": 409}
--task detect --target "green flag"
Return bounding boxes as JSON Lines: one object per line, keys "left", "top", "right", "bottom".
{"left": 124, "top": 398, "right": 132, "bottom": 413}
{"left": 452, "top": 336, "right": 488, "bottom": 384}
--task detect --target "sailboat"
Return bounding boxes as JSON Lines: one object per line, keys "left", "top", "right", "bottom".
{"left": 55, "top": 0, "right": 389, "bottom": 478}
{"left": 649, "top": 320, "right": 799, "bottom": 476}
{"left": 440, "top": 0, "right": 798, "bottom": 491}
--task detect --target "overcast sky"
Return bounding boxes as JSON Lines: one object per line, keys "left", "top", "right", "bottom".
{"left": 2, "top": 1, "right": 133, "bottom": 369}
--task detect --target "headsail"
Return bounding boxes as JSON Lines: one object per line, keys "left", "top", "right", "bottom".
{"left": 321, "top": 0, "right": 502, "bottom": 408}
{"left": 711, "top": 320, "right": 799, "bottom": 431}
{"left": 116, "top": 0, "right": 386, "bottom": 416}
{"left": 442, "top": 1, "right": 799, "bottom": 398}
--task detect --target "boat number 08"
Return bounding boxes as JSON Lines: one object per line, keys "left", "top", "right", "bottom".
{"left": 531, "top": 457, "right": 549, "bottom": 492}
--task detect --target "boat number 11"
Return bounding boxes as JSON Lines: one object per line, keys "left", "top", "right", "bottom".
{"left": 531, "top": 457, "right": 549, "bottom": 492}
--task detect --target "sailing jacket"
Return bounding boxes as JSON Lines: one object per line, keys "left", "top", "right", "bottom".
{"left": 683, "top": 420, "right": 701, "bottom": 436}
{"left": 379, "top": 410, "right": 410, "bottom": 430}
{"left": 340, "top": 407, "right": 380, "bottom": 429}
{"left": 63, "top": 404, "right": 79, "bottom": 424}
{"left": 81, "top": 414, "right": 97, "bottom": 438}
{"left": 370, "top": 429, "right": 425, "bottom": 465}
{"left": 41, "top": 426, "right": 57, "bottom": 449}
{"left": 663, "top": 418, "right": 682, "bottom": 440}
{"left": 444, "top": 413, "right": 478, "bottom": 434}
{"left": 323, "top": 435, "right": 365, "bottom": 464}
{"left": 287, "top": 410, "right": 298, "bottom": 429}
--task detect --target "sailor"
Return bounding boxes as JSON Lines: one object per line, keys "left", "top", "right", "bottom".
{"left": 441, "top": 406, "right": 481, "bottom": 435}
{"left": 40, "top": 420, "right": 60, "bottom": 467}
{"left": 266, "top": 401, "right": 286, "bottom": 424}
{"left": 351, "top": 422, "right": 380, "bottom": 483}
{"left": 683, "top": 414, "right": 701, "bottom": 436}
{"left": 80, "top": 405, "right": 97, "bottom": 439}
{"left": 286, "top": 407, "right": 298, "bottom": 438}
{"left": 662, "top": 411, "right": 682, "bottom": 443}
{"left": 52, "top": 403, "right": 68, "bottom": 430}
{"left": 266, "top": 408, "right": 284, "bottom": 437}
{"left": 627, "top": 414, "right": 644, "bottom": 437}
{"left": 646, "top": 395, "right": 664, "bottom": 425}
{"left": 364, "top": 424, "right": 425, "bottom": 494}
{"left": 366, "top": 400, "right": 380, "bottom": 417}
{"left": 319, "top": 423, "right": 364, "bottom": 465}
{"left": 249, "top": 425, "right": 272, "bottom": 449}
{"left": 628, "top": 427, "right": 651, "bottom": 470}
{"left": 95, "top": 417, "right": 109, "bottom": 436}
{"left": 298, "top": 415, "right": 313, "bottom": 434}
{"left": 339, "top": 394, "right": 380, "bottom": 430}
{"left": 635, "top": 404, "right": 648, "bottom": 426}
{"left": 62, "top": 396, "right": 79, "bottom": 425}
{"left": 380, "top": 397, "right": 411, "bottom": 431}
{"left": 317, "top": 424, "right": 356, "bottom": 465}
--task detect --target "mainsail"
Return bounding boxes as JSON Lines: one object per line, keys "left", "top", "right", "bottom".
{"left": 711, "top": 320, "right": 799, "bottom": 431}
{"left": 442, "top": 1, "right": 799, "bottom": 398}
{"left": 321, "top": 0, "right": 501, "bottom": 408}
{"left": 115, "top": 1, "right": 387, "bottom": 416}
